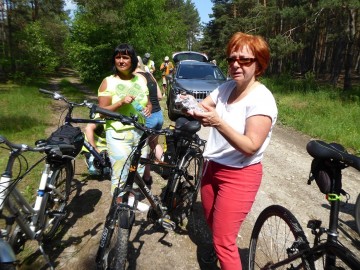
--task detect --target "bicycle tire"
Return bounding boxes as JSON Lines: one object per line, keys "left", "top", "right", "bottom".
{"left": 248, "top": 205, "right": 313, "bottom": 270}
{"left": 355, "top": 193, "right": 360, "bottom": 235}
{"left": 106, "top": 208, "right": 134, "bottom": 270}
{"left": 42, "top": 160, "right": 73, "bottom": 240}
{"left": 166, "top": 149, "right": 203, "bottom": 225}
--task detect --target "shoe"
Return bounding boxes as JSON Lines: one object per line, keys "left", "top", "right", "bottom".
{"left": 88, "top": 164, "right": 99, "bottom": 175}
{"left": 128, "top": 196, "right": 150, "bottom": 212}
{"left": 201, "top": 248, "right": 218, "bottom": 264}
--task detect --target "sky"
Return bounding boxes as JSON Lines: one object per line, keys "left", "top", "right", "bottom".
{"left": 193, "top": 0, "right": 213, "bottom": 24}
{"left": 65, "top": 1, "right": 213, "bottom": 24}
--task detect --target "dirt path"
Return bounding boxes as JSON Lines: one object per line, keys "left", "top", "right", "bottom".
{"left": 18, "top": 71, "right": 359, "bottom": 269}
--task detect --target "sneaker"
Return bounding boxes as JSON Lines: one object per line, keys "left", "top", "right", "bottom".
{"left": 88, "top": 164, "right": 99, "bottom": 175}
{"left": 201, "top": 248, "right": 218, "bottom": 264}
{"left": 128, "top": 196, "right": 150, "bottom": 212}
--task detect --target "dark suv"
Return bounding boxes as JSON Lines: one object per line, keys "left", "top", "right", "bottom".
{"left": 167, "top": 60, "right": 226, "bottom": 121}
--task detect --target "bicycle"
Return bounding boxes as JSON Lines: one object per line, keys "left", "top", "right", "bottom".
{"left": 0, "top": 135, "right": 76, "bottom": 269}
{"left": 39, "top": 89, "right": 112, "bottom": 179}
{"left": 92, "top": 105, "right": 206, "bottom": 270}
{"left": 248, "top": 139, "right": 360, "bottom": 269}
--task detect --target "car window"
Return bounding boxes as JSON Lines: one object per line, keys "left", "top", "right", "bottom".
{"left": 173, "top": 52, "right": 208, "bottom": 63}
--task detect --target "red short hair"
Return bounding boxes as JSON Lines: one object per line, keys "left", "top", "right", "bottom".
{"left": 226, "top": 32, "right": 270, "bottom": 77}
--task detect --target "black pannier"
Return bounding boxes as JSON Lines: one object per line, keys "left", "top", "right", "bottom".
{"left": 47, "top": 125, "right": 84, "bottom": 157}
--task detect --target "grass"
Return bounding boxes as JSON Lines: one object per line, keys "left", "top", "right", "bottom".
{"left": 261, "top": 75, "right": 360, "bottom": 154}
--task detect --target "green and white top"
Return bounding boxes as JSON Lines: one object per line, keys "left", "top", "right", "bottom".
{"left": 98, "top": 74, "right": 149, "bottom": 131}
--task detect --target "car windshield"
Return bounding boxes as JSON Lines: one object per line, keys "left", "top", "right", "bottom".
{"left": 177, "top": 64, "right": 226, "bottom": 80}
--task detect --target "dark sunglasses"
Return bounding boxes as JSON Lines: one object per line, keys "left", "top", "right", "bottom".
{"left": 226, "top": 57, "right": 256, "bottom": 66}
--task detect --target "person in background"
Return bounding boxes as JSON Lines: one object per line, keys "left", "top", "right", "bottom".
{"left": 160, "top": 56, "right": 174, "bottom": 95}
{"left": 143, "top": 52, "right": 156, "bottom": 74}
{"left": 135, "top": 56, "right": 164, "bottom": 188}
{"left": 98, "top": 44, "right": 152, "bottom": 212}
{"left": 83, "top": 121, "right": 106, "bottom": 175}
{"left": 187, "top": 32, "right": 278, "bottom": 269}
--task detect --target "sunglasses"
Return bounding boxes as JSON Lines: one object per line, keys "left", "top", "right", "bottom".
{"left": 226, "top": 57, "right": 256, "bottom": 66}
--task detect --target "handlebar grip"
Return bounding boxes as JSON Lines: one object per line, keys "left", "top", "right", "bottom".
{"left": 0, "top": 135, "right": 27, "bottom": 150}
{"left": 39, "top": 88, "right": 55, "bottom": 95}
{"left": 92, "top": 105, "right": 123, "bottom": 120}
{"left": 92, "top": 105, "right": 134, "bottom": 125}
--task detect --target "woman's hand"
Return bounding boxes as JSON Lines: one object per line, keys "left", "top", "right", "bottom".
{"left": 121, "top": 95, "right": 135, "bottom": 105}
{"left": 143, "top": 105, "right": 151, "bottom": 117}
{"left": 192, "top": 103, "right": 221, "bottom": 127}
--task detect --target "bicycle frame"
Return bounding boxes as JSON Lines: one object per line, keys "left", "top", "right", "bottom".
{"left": 94, "top": 104, "right": 206, "bottom": 268}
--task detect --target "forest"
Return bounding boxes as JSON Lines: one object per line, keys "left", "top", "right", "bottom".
{"left": 0, "top": 0, "right": 359, "bottom": 91}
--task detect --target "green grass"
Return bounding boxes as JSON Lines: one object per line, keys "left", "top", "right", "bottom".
{"left": 261, "top": 76, "right": 360, "bottom": 154}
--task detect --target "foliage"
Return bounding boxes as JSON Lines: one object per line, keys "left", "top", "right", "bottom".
{"left": 0, "top": 0, "right": 70, "bottom": 80}
{"left": 200, "top": 0, "right": 360, "bottom": 91}
{"left": 67, "top": 0, "right": 201, "bottom": 82}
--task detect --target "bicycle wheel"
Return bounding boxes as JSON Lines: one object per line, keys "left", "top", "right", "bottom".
{"left": 42, "top": 160, "right": 73, "bottom": 240}
{"left": 249, "top": 205, "right": 313, "bottom": 270}
{"left": 166, "top": 149, "right": 203, "bottom": 225}
{"left": 355, "top": 193, "right": 360, "bottom": 235}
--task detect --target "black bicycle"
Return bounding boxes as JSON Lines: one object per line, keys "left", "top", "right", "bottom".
{"left": 248, "top": 140, "right": 360, "bottom": 269}
{"left": 92, "top": 105, "right": 206, "bottom": 270}
{"left": 39, "top": 89, "right": 112, "bottom": 179}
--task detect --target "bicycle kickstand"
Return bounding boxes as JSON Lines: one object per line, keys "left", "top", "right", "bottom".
{"left": 38, "top": 242, "right": 55, "bottom": 270}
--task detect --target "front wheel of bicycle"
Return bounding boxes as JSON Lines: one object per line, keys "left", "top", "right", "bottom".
{"left": 106, "top": 209, "right": 134, "bottom": 270}
{"left": 42, "top": 160, "right": 73, "bottom": 240}
{"left": 166, "top": 149, "right": 203, "bottom": 225}
{"left": 248, "top": 205, "right": 313, "bottom": 270}
{"left": 355, "top": 193, "right": 360, "bottom": 235}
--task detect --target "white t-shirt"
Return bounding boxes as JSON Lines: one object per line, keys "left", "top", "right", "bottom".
{"left": 203, "top": 80, "right": 278, "bottom": 168}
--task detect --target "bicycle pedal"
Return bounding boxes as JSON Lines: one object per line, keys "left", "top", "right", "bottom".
{"left": 158, "top": 218, "right": 176, "bottom": 231}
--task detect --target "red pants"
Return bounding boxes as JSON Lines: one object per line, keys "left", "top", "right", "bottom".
{"left": 201, "top": 160, "right": 262, "bottom": 270}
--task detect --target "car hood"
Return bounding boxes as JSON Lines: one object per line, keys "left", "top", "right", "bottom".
{"left": 174, "top": 79, "right": 225, "bottom": 92}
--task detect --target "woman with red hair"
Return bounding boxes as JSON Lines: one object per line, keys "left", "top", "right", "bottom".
{"left": 189, "top": 32, "right": 278, "bottom": 269}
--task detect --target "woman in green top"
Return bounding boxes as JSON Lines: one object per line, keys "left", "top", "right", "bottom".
{"left": 98, "top": 44, "right": 151, "bottom": 212}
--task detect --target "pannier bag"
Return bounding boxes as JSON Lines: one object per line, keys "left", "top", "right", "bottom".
{"left": 47, "top": 125, "right": 84, "bottom": 157}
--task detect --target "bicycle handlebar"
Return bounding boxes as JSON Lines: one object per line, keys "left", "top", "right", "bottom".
{"left": 0, "top": 135, "right": 75, "bottom": 157}
{"left": 39, "top": 89, "right": 203, "bottom": 144}
{"left": 91, "top": 104, "right": 172, "bottom": 136}
{"left": 39, "top": 88, "right": 93, "bottom": 108}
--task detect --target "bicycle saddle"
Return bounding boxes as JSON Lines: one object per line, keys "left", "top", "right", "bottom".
{"left": 175, "top": 117, "right": 201, "bottom": 134}
{"left": 306, "top": 140, "right": 360, "bottom": 171}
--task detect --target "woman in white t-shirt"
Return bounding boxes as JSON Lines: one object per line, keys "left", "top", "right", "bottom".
{"left": 188, "top": 32, "right": 278, "bottom": 269}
